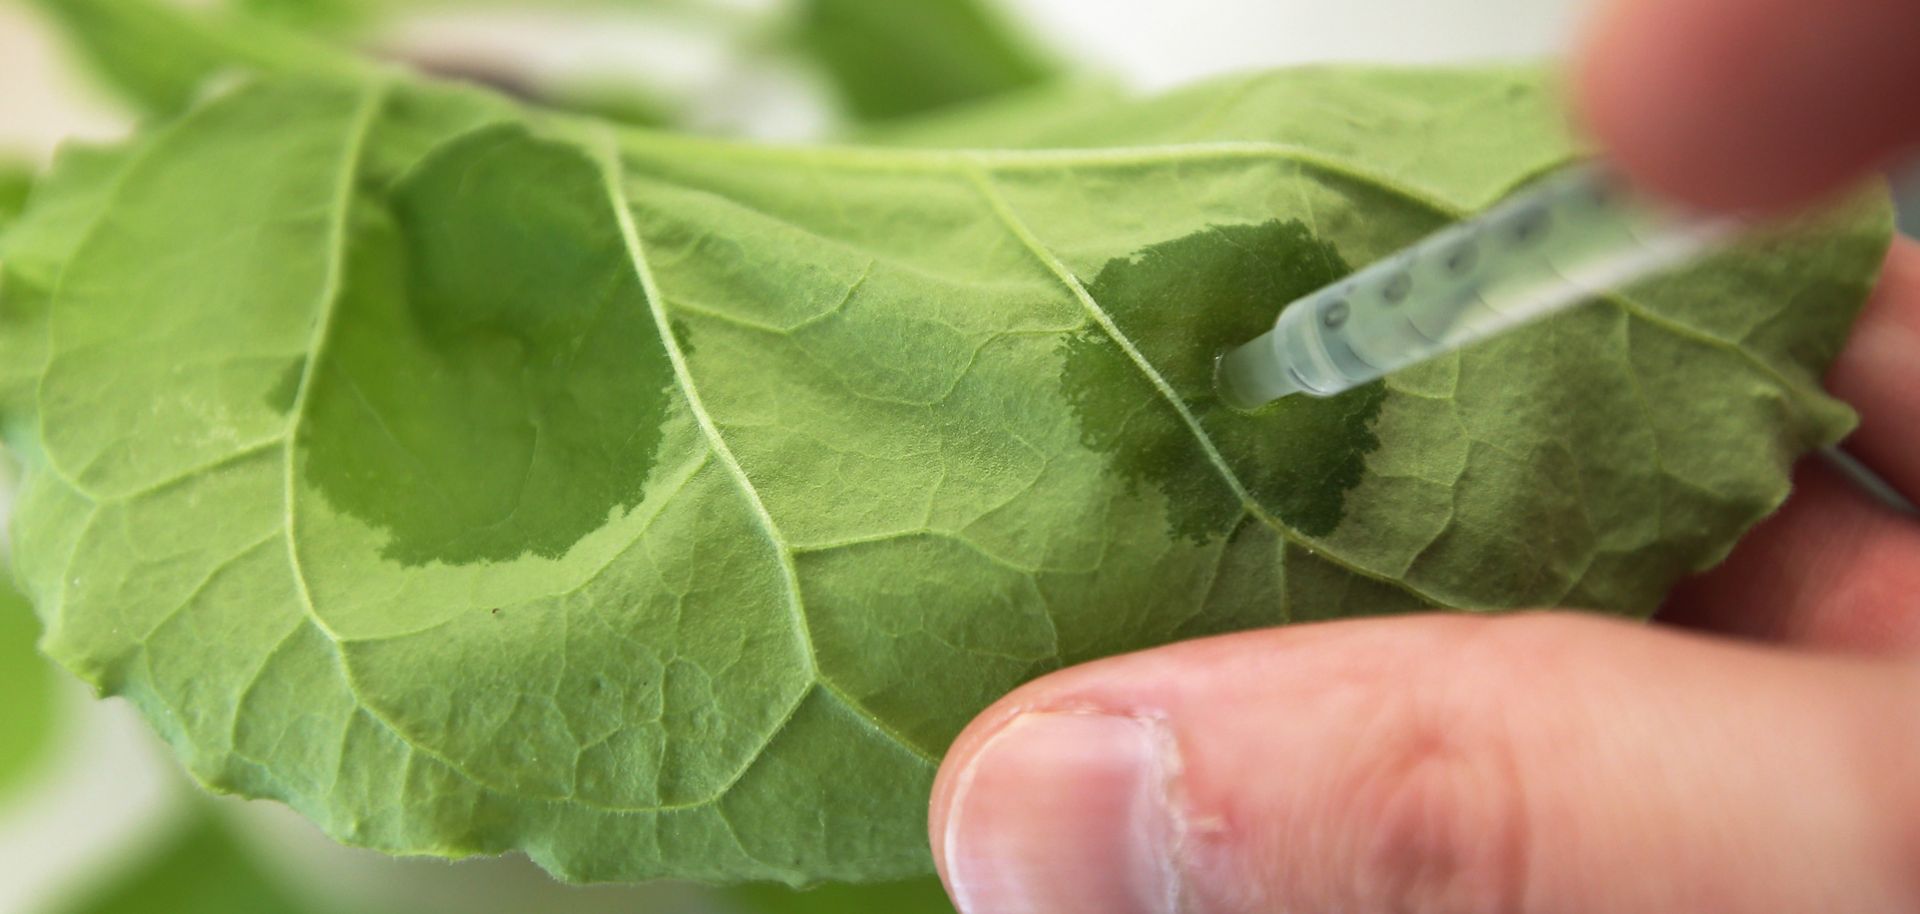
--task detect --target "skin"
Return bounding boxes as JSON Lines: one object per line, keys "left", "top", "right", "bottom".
{"left": 926, "top": 1, "right": 1920, "bottom": 911}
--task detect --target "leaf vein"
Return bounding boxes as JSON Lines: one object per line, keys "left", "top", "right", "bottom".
{"left": 593, "top": 134, "right": 938, "bottom": 768}
{"left": 961, "top": 163, "right": 1446, "bottom": 608}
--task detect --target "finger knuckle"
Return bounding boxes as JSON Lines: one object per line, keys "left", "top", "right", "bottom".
{"left": 1332, "top": 620, "right": 1545, "bottom": 914}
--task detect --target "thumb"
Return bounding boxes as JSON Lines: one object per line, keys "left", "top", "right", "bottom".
{"left": 928, "top": 614, "right": 1920, "bottom": 914}
{"left": 1577, "top": 0, "right": 1920, "bottom": 212}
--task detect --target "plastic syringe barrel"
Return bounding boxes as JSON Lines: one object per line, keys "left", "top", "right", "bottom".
{"left": 1216, "top": 165, "right": 1734, "bottom": 408}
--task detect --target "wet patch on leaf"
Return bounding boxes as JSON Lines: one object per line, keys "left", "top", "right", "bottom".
{"left": 1063, "top": 219, "right": 1384, "bottom": 540}
{"left": 263, "top": 357, "right": 304, "bottom": 416}
{"left": 301, "top": 128, "right": 677, "bottom": 566}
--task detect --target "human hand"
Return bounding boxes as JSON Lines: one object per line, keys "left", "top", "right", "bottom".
{"left": 1580, "top": 0, "right": 1920, "bottom": 213}
{"left": 925, "top": 1, "right": 1920, "bottom": 910}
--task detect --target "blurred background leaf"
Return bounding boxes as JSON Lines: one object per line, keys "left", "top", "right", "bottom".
{"left": 727, "top": 877, "right": 957, "bottom": 914}
{"left": 793, "top": 0, "right": 1057, "bottom": 120}
{"left": 23, "top": 0, "right": 1066, "bottom": 130}
{"left": 37, "top": 796, "right": 958, "bottom": 914}
{"left": 0, "top": 559, "right": 55, "bottom": 805}
{"left": 24, "top": 0, "right": 355, "bottom": 114}
{"left": 0, "top": 161, "right": 32, "bottom": 232}
{"left": 45, "top": 809, "right": 376, "bottom": 914}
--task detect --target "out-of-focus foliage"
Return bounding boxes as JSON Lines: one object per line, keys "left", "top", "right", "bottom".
{"left": 231, "top": 0, "right": 368, "bottom": 31}
{"left": 36, "top": 796, "right": 953, "bottom": 914}
{"left": 730, "top": 877, "right": 956, "bottom": 913}
{"left": 49, "top": 808, "right": 374, "bottom": 914}
{"left": 0, "top": 161, "right": 34, "bottom": 232}
{"left": 28, "top": 0, "right": 1061, "bottom": 127}
{"left": 26, "top": 0, "right": 355, "bottom": 115}
{"left": 0, "top": 566, "right": 55, "bottom": 802}
{"left": 794, "top": 0, "right": 1057, "bottom": 120}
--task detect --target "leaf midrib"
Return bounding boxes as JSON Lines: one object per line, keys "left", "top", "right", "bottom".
{"left": 590, "top": 132, "right": 940, "bottom": 769}
{"left": 961, "top": 164, "right": 1448, "bottom": 609}
{"left": 612, "top": 130, "right": 1825, "bottom": 412}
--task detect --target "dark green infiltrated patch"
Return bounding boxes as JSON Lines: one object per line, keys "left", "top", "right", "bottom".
{"left": 1063, "top": 219, "right": 1385, "bottom": 541}
{"left": 301, "top": 127, "right": 678, "bottom": 566}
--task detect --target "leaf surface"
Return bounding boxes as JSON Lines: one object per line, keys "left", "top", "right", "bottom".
{"left": 0, "top": 68, "right": 1890, "bottom": 885}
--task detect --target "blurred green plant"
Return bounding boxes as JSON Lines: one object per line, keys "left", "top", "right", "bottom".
{"left": 47, "top": 808, "right": 377, "bottom": 914}
{"left": 794, "top": 0, "right": 1056, "bottom": 120}
{"left": 729, "top": 877, "right": 957, "bottom": 914}
{"left": 39, "top": 799, "right": 956, "bottom": 914}
{"left": 0, "top": 558, "right": 56, "bottom": 803}
{"left": 26, "top": 0, "right": 1062, "bottom": 126}
{"left": 0, "top": 161, "right": 34, "bottom": 231}
{"left": 25, "top": 0, "right": 355, "bottom": 115}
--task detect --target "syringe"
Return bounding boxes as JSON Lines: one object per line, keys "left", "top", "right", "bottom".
{"left": 1215, "top": 164, "right": 1739, "bottom": 409}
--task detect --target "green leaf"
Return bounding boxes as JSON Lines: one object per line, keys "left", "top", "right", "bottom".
{"left": 0, "top": 562, "right": 56, "bottom": 802}
{"left": 0, "top": 67, "right": 1890, "bottom": 887}
{"left": 34, "top": 0, "right": 1060, "bottom": 129}
{"left": 230, "top": 0, "right": 371, "bottom": 32}
{"left": 49, "top": 806, "right": 364, "bottom": 914}
{"left": 2, "top": 144, "right": 139, "bottom": 454}
{"left": 48, "top": 796, "right": 939, "bottom": 914}
{"left": 217, "top": 0, "right": 1065, "bottom": 123}
{"left": 794, "top": 0, "right": 1060, "bottom": 121}
{"left": 28, "top": 0, "right": 358, "bottom": 115}
{"left": 729, "top": 877, "right": 955, "bottom": 913}
{"left": 856, "top": 79, "right": 1126, "bottom": 148}
{"left": 0, "top": 160, "right": 34, "bottom": 233}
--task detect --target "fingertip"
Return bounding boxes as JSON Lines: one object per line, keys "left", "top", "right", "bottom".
{"left": 1830, "top": 239, "right": 1920, "bottom": 498}
{"left": 928, "top": 678, "right": 1066, "bottom": 897}
{"left": 932, "top": 711, "right": 1179, "bottom": 914}
{"left": 931, "top": 615, "right": 1920, "bottom": 913}
{"left": 1577, "top": 0, "right": 1920, "bottom": 213}
{"left": 928, "top": 616, "right": 1520, "bottom": 914}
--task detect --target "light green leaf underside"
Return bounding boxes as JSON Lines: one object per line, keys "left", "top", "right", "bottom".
{"left": 0, "top": 68, "right": 1889, "bottom": 885}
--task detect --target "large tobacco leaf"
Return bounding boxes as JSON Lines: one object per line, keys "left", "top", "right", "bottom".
{"left": 0, "top": 68, "right": 1889, "bottom": 885}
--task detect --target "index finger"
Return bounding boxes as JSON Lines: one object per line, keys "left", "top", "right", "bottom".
{"left": 1578, "top": 0, "right": 1920, "bottom": 213}
{"left": 1831, "top": 237, "right": 1920, "bottom": 499}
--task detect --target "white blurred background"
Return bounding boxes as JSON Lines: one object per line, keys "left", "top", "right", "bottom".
{"left": 0, "top": 1, "right": 1906, "bottom": 912}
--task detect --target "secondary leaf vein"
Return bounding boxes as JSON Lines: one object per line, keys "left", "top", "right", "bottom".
{"left": 962, "top": 163, "right": 1446, "bottom": 608}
